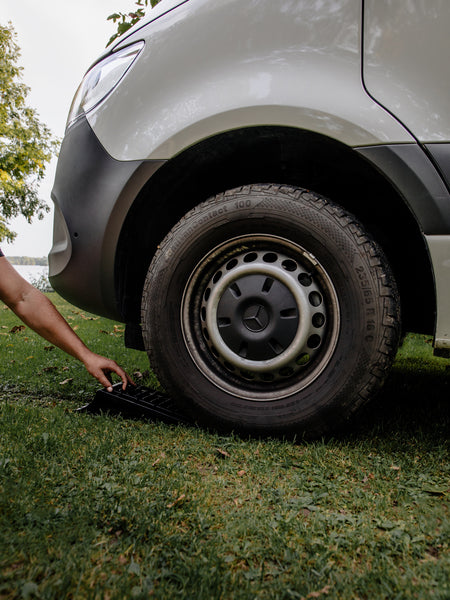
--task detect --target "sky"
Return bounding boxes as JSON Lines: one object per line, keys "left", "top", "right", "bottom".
{"left": 1, "top": 0, "right": 140, "bottom": 257}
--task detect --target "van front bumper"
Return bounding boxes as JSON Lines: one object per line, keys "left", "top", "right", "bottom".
{"left": 49, "top": 116, "right": 163, "bottom": 320}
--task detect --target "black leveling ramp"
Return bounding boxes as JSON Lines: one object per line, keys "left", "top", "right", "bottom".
{"left": 77, "top": 382, "right": 194, "bottom": 426}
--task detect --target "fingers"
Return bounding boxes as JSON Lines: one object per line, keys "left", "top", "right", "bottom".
{"left": 109, "top": 362, "right": 135, "bottom": 390}
{"left": 97, "top": 371, "right": 114, "bottom": 392}
{"left": 83, "top": 354, "right": 134, "bottom": 392}
{"left": 100, "top": 364, "right": 133, "bottom": 392}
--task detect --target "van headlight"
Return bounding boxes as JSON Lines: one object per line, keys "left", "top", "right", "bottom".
{"left": 66, "top": 41, "right": 144, "bottom": 130}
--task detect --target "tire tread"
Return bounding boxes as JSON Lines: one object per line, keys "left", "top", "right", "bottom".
{"left": 142, "top": 184, "right": 401, "bottom": 435}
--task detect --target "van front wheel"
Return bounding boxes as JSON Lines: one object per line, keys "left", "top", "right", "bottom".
{"left": 141, "top": 185, "right": 400, "bottom": 436}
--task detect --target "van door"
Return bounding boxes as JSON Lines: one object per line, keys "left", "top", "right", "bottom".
{"left": 362, "top": 0, "right": 450, "bottom": 143}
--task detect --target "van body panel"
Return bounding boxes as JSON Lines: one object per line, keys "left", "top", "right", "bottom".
{"left": 87, "top": 0, "right": 413, "bottom": 162}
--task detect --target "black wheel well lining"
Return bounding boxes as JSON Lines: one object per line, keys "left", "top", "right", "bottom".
{"left": 115, "top": 125, "right": 435, "bottom": 335}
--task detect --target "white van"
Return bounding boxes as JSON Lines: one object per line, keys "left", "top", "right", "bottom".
{"left": 50, "top": 0, "right": 450, "bottom": 435}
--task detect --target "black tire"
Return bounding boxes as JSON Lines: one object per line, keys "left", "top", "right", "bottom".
{"left": 141, "top": 185, "right": 400, "bottom": 436}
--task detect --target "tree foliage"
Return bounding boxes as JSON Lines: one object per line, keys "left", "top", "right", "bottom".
{"left": 107, "top": 0, "right": 162, "bottom": 46}
{"left": 0, "top": 23, "right": 58, "bottom": 243}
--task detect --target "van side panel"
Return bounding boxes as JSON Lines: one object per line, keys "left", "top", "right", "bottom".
{"left": 363, "top": 0, "right": 450, "bottom": 142}
{"left": 88, "top": 0, "right": 412, "bottom": 162}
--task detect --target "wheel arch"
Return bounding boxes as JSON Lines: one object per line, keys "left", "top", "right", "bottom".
{"left": 115, "top": 125, "right": 435, "bottom": 340}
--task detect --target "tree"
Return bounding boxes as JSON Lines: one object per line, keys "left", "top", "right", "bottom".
{"left": 107, "top": 0, "right": 162, "bottom": 45}
{"left": 0, "top": 23, "right": 58, "bottom": 244}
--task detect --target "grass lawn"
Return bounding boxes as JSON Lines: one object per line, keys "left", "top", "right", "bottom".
{"left": 0, "top": 294, "right": 448, "bottom": 599}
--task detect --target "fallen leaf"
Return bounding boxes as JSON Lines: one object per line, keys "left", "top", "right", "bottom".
{"left": 79, "top": 313, "right": 100, "bottom": 321}
{"left": 216, "top": 448, "right": 231, "bottom": 459}
{"left": 59, "top": 378, "right": 74, "bottom": 385}
{"left": 44, "top": 345, "right": 55, "bottom": 351}
{"left": 167, "top": 494, "right": 186, "bottom": 508}
{"left": 423, "top": 487, "right": 447, "bottom": 497}
{"left": 426, "top": 546, "right": 441, "bottom": 558}
{"left": 237, "top": 470, "right": 246, "bottom": 477}
{"left": 307, "top": 585, "right": 331, "bottom": 598}
{"left": 9, "top": 325, "right": 25, "bottom": 333}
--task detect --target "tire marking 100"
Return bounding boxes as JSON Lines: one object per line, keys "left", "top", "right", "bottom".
{"left": 234, "top": 199, "right": 252, "bottom": 209}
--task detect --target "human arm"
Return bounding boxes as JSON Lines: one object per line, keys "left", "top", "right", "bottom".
{"left": 0, "top": 257, "right": 132, "bottom": 391}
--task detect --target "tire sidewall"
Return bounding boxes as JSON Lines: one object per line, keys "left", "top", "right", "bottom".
{"left": 142, "top": 187, "right": 389, "bottom": 433}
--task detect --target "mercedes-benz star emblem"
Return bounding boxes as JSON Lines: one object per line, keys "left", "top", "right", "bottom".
{"left": 242, "top": 304, "right": 270, "bottom": 332}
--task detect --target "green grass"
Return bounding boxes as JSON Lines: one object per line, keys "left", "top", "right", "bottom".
{"left": 0, "top": 293, "right": 158, "bottom": 401}
{"left": 0, "top": 295, "right": 449, "bottom": 599}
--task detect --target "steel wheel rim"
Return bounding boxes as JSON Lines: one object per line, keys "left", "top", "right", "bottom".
{"left": 181, "top": 234, "right": 340, "bottom": 401}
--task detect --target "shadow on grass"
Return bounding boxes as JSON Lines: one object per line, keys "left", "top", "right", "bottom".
{"left": 72, "top": 359, "right": 449, "bottom": 445}
{"left": 355, "top": 361, "right": 449, "bottom": 441}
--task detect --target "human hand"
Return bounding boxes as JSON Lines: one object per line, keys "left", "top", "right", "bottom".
{"left": 82, "top": 352, "right": 134, "bottom": 391}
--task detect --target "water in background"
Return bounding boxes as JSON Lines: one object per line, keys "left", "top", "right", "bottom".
{"left": 13, "top": 264, "right": 48, "bottom": 284}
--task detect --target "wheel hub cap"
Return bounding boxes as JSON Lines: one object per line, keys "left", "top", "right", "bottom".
{"left": 199, "top": 247, "right": 330, "bottom": 381}
{"left": 217, "top": 274, "right": 299, "bottom": 361}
